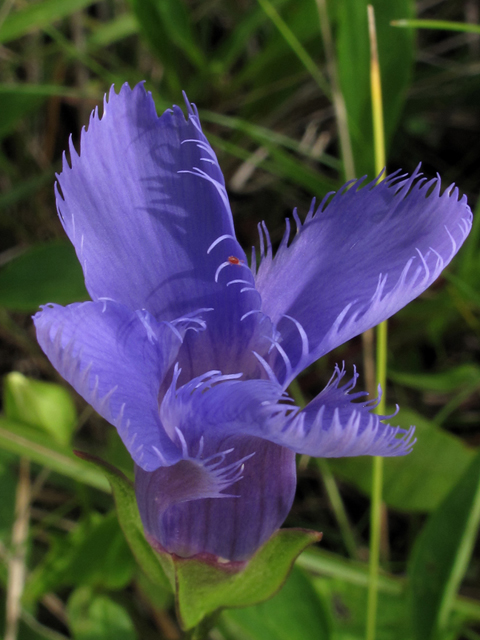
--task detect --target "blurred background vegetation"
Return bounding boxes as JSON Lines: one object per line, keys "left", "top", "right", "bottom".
{"left": 1, "top": 0, "right": 480, "bottom": 638}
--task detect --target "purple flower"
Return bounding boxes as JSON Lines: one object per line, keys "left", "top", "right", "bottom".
{"left": 34, "top": 83, "right": 472, "bottom": 562}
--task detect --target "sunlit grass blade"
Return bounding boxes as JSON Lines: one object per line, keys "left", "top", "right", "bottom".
{"left": 391, "top": 19, "right": 480, "bottom": 34}
{"left": 0, "top": 418, "right": 109, "bottom": 493}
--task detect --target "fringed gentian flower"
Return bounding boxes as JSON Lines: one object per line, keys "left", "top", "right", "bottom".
{"left": 34, "top": 83, "right": 472, "bottom": 562}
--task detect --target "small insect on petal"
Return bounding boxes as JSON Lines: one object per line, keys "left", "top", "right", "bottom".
{"left": 228, "top": 256, "right": 243, "bottom": 265}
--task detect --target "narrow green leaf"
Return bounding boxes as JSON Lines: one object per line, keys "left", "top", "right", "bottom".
{"left": 389, "top": 364, "right": 480, "bottom": 394}
{"left": 0, "top": 241, "right": 88, "bottom": 312}
{"left": 297, "top": 547, "right": 403, "bottom": 596}
{"left": 0, "top": 84, "right": 92, "bottom": 99}
{"left": 334, "top": 0, "right": 415, "bottom": 176}
{"left": 256, "top": 0, "right": 330, "bottom": 96}
{"left": 297, "top": 547, "right": 480, "bottom": 624}
{"left": 199, "top": 110, "right": 340, "bottom": 170}
{"left": 0, "top": 0, "right": 98, "bottom": 44}
{"left": 407, "top": 448, "right": 480, "bottom": 639}
{"left": 126, "top": 0, "right": 206, "bottom": 94}
{"left": 392, "top": 18, "right": 480, "bottom": 34}
{"left": 0, "top": 418, "right": 109, "bottom": 492}
{"left": 212, "top": 0, "right": 289, "bottom": 74}
{"left": 87, "top": 14, "right": 139, "bottom": 48}
{"left": 4, "top": 372, "right": 77, "bottom": 446}
{"left": 74, "top": 451, "right": 172, "bottom": 591}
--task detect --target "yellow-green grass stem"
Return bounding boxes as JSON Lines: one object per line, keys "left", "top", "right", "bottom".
{"left": 366, "top": 6, "right": 388, "bottom": 640}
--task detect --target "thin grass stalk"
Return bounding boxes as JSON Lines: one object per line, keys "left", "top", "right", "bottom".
{"left": 366, "top": 6, "right": 387, "bottom": 640}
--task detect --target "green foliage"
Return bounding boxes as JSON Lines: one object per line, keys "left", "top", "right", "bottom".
{"left": 334, "top": 0, "right": 415, "bottom": 176}
{"left": 0, "top": 0, "right": 98, "bottom": 44}
{"left": 328, "top": 407, "right": 476, "bottom": 512}
{"left": 67, "top": 587, "right": 137, "bottom": 640}
{"left": 407, "top": 449, "right": 480, "bottom": 640}
{"left": 74, "top": 452, "right": 171, "bottom": 591}
{"left": 1, "top": 0, "right": 479, "bottom": 638}
{"left": 4, "top": 372, "right": 76, "bottom": 446}
{"left": 0, "top": 242, "right": 88, "bottom": 312}
{"left": 24, "top": 512, "right": 136, "bottom": 606}
{"left": 220, "top": 566, "right": 332, "bottom": 640}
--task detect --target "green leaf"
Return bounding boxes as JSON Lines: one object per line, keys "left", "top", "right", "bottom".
{"left": 74, "top": 452, "right": 172, "bottom": 591}
{"left": 220, "top": 566, "right": 332, "bottom": 640}
{"left": 87, "top": 14, "right": 139, "bottom": 49}
{"left": 334, "top": 0, "right": 415, "bottom": 176}
{"left": 78, "top": 452, "right": 322, "bottom": 630}
{"left": 0, "top": 0, "right": 98, "bottom": 44}
{"left": 0, "top": 418, "right": 109, "bottom": 492}
{"left": 311, "top": 572, "right": 411, "bottom": 640}
{"left": 67, "top": 587, "right": 137, "bottom": 640}
{"left": 24, "top": 512, "right": 136, "bottom": 605}
{"left": 172, "top": 528, "right": 322, "bottom": 630}
{"left": 0, "top": 241, "right": 88, "bottom": 312}
{"left": 297, "top": 547, "right": 480, "bottom": 626}
{"left": 390, "top": 364, "right": 480, "bottom": 393}
{"left": 4, "top": 372, "right": 76, "bottom": 446}
{"left": 407, "top": 448, "right": 480, "bottom": 640}
{"left": 328, "top": 408, "right": 476, "bottom": 512}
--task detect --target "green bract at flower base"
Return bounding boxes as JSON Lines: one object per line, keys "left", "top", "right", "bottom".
{"left": 76, "top": 450, "right": 321, "bottom": 631}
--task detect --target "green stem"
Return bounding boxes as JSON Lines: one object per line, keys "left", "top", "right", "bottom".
{"left": 366, "top": 455, "right": 383, "bottom": 640}
{"left": 366, "top": 321, "right": 387, "bottom": 638}
{"left": 365, "top": 7, "right": 387, "bottom": 640}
